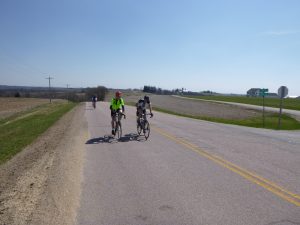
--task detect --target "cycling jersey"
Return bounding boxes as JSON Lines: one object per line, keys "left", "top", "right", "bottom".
{"left": 110, "top": 98, "right": 124, "bottom": 111}
{"left": 136, "top": 99, "right": 150, "bottom": 110}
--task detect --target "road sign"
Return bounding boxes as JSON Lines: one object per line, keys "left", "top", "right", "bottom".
{"left": 277, "top": 86, "right": 288, "bottom": 129}
{"left": 259, "top": 88, "right": 269, "bottom": 97}
{"left": 278, "top": 86, "right": 288, "bottom": 99}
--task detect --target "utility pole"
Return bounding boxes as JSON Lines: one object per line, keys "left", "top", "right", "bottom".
{"left": 66, "top": 84, "right": 70, "bottom": 102}
{"left": 46, "top": 76, "right": 54, "bottom": 103}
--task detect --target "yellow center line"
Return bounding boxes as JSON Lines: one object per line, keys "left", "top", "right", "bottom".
{"left": 152, "top": 126, "right": 300, "bottom": 207}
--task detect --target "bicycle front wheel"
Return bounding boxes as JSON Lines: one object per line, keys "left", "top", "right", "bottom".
{"left": 116, "top": 122, "right": 122, "bottom": 139}
{"left": 137, "top": 123, "right": 142, "bottom": 135}
{"left": 143, "top": 121, "right": 150, "bottom": 140}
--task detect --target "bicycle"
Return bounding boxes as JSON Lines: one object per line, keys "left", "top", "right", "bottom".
{"left": 92, "top": 101, "right": 96, "bottom": 109}
{"left": 113, "top": 111, "right": 126, "bottom": 139}
{"left": 137, "top": 113, "right": 151, "bottom": 140}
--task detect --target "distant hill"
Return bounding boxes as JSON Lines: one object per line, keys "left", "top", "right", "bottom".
{"left": 0, "top": 85, "right": 84, "bottom": 92}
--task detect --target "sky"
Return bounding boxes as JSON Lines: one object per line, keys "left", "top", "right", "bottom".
{"left": 0, "top": 0, "right": 300, "bottom": 96}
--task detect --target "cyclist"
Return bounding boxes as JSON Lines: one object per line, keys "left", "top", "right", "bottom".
{"left": 136, "top": 95, "right": 153, "bottom": 127}
{"left": 92, "top": 95, "right": 97, "bottom": 108}
{"left": 110, "top": 91, "right": 125, "bottom": 135}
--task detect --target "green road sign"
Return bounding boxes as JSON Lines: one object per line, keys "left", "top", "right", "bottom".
{"left": 259, "top": 88, "right": 269, "bottom": 97}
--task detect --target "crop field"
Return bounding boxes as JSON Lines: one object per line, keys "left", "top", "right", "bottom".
{"left": 0, "top": 97, "right": 65, "bottom": 120}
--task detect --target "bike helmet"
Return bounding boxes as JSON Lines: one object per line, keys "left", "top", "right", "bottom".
{"left": 115, "top": 91, "right": 122, "bottom": 97}
{"left": 144, "top": 95, "right": 150, "bottom": 102}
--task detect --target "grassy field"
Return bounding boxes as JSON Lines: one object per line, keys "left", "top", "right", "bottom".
{"left": 0, "top": 101, "right": 77, "bottom": 164}
{"left": 184, "top": 95, "right": 300, "bottom": 111}
{"left": 153, "top": 106, "right": 300, "bottom": 130}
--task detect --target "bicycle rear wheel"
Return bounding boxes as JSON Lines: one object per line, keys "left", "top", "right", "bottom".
{"left": 143, "top": 121, "right": 150, "bottom": 140}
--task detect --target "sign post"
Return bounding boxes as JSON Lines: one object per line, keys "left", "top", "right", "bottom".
{"left": 259, "top": 88, "right": 268, "bottom": 127}
{"left": 277, "top": 86, "right": 288, "bottom": 129}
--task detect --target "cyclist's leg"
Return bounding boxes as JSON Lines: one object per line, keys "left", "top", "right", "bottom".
{"left": 142, "top": 109, "right": 147, "bottom": 132}
{"left": 143, "top": 109, "right": 147, "bottom": 121}
{"left": 117, "top": 112, "right": 122, "bottom": 127}
{"left": 136, "top": 109, "right": 143, "bottom": 135}
{"left": 111, "top": 111, "right": 116, "bottom": 135}
{"left": 136, "top": 109, "right": 143, "bottom": 126}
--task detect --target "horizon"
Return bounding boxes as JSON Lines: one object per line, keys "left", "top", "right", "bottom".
{"left": 1, "top": 0, "right": 300, "bottom": 96}
{"left": 1, "top": 84, "right": 297, "bottom": 97}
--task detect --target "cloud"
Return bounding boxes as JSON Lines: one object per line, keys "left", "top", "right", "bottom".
{"left": 260, "top": 30, "right": 299, "bottom": 36}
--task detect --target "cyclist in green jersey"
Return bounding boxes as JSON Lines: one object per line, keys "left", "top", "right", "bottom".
{"left": 110, "top": 91, "right": 125, "bottom": 135}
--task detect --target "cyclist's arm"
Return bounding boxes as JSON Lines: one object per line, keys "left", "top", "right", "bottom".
{"left": 121, "top": 98, "right": 125, "bottom": 112}
{"left": 148, "top": 102, "right": 153, "bottom": 114}
{"left": 110, "top": 98, "right": 114, "bottom": 111}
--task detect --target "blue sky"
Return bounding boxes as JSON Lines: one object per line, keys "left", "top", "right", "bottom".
{"left": 1, "top": 0, "right": 300, "bottom": 95}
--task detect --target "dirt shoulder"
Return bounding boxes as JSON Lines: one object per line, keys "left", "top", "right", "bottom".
{"left": 0, "top": 103, "right": 87, "bottom": 225}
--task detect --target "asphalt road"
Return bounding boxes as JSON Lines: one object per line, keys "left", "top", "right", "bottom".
{"left": 76, "top": 101, "right": 300, "bottom": 225}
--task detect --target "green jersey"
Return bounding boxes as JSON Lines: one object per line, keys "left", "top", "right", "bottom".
{"left": 110, "top": 98, "right": 124, "bottom": 111}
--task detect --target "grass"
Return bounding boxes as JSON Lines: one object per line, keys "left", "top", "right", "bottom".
{"left": 0, "top": 103, "right": 48, "bottom": 125}
{"left": 0, "top": 102, "right": 77, "bottom": 164}
{"left": 152, "top": 106, "right": 300, "bottom": 130}
{"left": 183, "top": 95, "right": 300, "bottom": 111}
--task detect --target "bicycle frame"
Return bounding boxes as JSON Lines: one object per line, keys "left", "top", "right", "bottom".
{"left": 113, "top": 112, "right": 125, "bottom": 139}
{"left": 137, "top": 113, "right": 151, "bottom": 139}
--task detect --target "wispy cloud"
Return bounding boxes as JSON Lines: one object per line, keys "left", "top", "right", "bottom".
{"left": 259, "top": 30, "right": 300, "bottom": 36}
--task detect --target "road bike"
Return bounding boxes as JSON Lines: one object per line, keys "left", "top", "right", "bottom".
{"left": 92, "top": 101, "right": 96, "bottom": 109}
{"left": 113, "top": 112, "right": 126, "bottom": 139}
{"left": 137, "top": 113, "right": 151, "bottom": 140}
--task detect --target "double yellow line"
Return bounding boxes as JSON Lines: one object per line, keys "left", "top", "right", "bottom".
{"left": 153, "top": 126, "right": 300, "bottom": 207}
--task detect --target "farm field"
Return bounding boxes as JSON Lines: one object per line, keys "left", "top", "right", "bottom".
{"left": 0, "top": 97, "right": 65, "bottom": 120}
{"left": 184, "top": 95, "right": 300, "bottom": 111}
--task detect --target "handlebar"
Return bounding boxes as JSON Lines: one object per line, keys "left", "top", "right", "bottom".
{"left": 143, "top": 113, "right": 153, "bottom": 118}
{"left": 115, "top": 111, "right": 126, "bottom": 119}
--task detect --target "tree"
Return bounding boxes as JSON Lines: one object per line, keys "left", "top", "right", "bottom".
{"left": 85, "top": 86, "right": 108, "bottom": 101}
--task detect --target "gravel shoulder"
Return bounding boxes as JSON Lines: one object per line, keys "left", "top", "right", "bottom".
{"left": 0, "top": 103, "right": 87, "bottom": 225}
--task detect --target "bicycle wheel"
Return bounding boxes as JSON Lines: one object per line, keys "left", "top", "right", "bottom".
{"left": 116, "top": 121, "right": 122, "bottom": 139}
{"left": 143, "top": 120, "right": 150, "bottom": 140}
{"left": 137, "top": 121, "right": 142, "bottom": 135}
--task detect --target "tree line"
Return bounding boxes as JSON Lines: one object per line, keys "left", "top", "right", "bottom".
{"left": 0, "top": 86, "right": 108, "bottom": 102}
{"left": 142, "top": 85, "right": 210, "bottom": 96}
